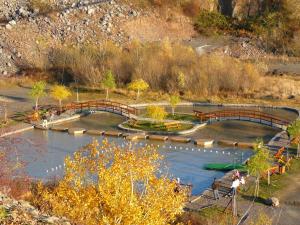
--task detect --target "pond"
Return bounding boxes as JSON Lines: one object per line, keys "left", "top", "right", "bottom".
{"left": 17, "top": 129, "right": 251, "bottom": 195}
{"left": 13, "top": 105, "right": 297, "bottom": 195}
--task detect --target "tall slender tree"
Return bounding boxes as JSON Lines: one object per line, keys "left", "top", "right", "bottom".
{"left": 128, "top": 79, "right": 149, "bottom": 100}
{"left": 50, "top": 85, "right": 71, "bottom": 112}
{"left": 29, "top": 81, "right": 47, "bottom": 110}
{"left": 101, "top": 70, "right": 116, "bottom": 100}
{"left": 169, "top": 95, "right": 181, "bottom": 116}
{"left": 247, "top": 140, "right": 272, "bottom": 197}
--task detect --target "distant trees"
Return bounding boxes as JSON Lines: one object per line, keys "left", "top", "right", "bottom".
{"left": 195, "top": 10, "right": 230, "bottom": 34}
{"left": 128, "top": 79, "right": 149, "bottom": 100}
{"left": 101, "top": 70, "right": 116, "bottom": 100}
{"left": 50, "top": 85, "right": 71, "bottom": 111}
{"left": 29, "top": 81, "right": 46, "bottom": 110}
{"left": 48, "top": 42, "right": 262, "bottom": 99}
{"left": 35, "top": 140, "right": 186, "bottom": 225}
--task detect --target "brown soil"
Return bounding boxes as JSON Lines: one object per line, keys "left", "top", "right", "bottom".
{"left": 122, "top": 13, "right": 196, "bottom": 42}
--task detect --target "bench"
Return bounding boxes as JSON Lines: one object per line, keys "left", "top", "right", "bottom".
{"left": 159, "top": 122, "right": 181, "bottom": 131}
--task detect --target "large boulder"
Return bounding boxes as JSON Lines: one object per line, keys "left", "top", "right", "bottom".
{"left": 265, "top": 197, "right": 280, "bottom": 207}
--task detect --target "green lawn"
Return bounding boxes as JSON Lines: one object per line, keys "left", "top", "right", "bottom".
{"left": 240, "top": 158, "right": 300, "bottom": 201}
{"left": 123, "top": 120, "right": 194, "bottom": 132}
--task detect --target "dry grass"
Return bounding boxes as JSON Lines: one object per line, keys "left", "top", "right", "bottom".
{"left": 122, "top": 13, "right": 195, "bottom": 42}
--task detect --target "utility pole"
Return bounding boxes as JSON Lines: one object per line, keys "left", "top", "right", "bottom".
{"left": 232, "top": 192, "right": 237, "bottom": 217}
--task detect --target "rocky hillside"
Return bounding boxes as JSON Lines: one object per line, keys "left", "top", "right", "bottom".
{"left": 0, "top": 192, "right": 71, "bottom": 224}
{"left": 0, "top": 0, "right": 194, "bottom": 76}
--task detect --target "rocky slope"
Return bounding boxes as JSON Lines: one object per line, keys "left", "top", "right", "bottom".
{"left": 0, "top": 0, "right": 194, "bottom": 76}
{"left": 0, "top": 192, "right": 71, "bottom": 225}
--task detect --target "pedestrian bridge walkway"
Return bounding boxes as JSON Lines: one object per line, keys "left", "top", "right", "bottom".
{"left": 194, "top": 109, "right": 290, "bottom": 129}
{"left": 40, "top": 100, "right": 138, "bottom": 118}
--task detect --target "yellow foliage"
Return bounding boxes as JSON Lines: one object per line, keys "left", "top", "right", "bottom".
{"left": 128, "top": 79, "right": 149, "bottom": 100}
{"left": 37, "top": 140, "right": 187, "bottom": 225}
{"left": 147, "top": 105, "right": 168, "bottom": 121}
{"left": 50, "top": 85, "right": 71, "bottom": 109}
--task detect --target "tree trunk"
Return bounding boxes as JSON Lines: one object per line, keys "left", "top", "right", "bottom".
{"left": 136, "top": 89, "right": 140, "bottom": 100}
{"left": 267, "top": 170, "right": 270, "bottom": 185}
{"left": 35, "top": 98, "right": 39, "bottom": 111}
{"left": 4, "top": 104, "right": 7, "bottom": 122}
{"left": 172, "top": 107, "right": 175, "bottom": 116}
{"left": 76, "top": 88, "right": 79, "bottom": 102}
{"left": 297, "top": 143, "right": 300, "bottom": 158}
{"left": 59, "top": 99, "right": 62, "bottom": 112}
{"left": 106, "top": 89, "right": 109, "bottom": 100}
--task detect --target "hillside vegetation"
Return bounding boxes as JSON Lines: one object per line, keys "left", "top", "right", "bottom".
{"left": 34, "top": 40, "right": 262, "bottom": 98}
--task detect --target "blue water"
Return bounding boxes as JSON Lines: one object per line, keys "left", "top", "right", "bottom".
{"left": 16, "top": 129, "right": 251, "bottom": 195}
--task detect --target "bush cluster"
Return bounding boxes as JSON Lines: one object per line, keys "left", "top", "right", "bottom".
{"left": 45, "top": 40, "right": 261, "bottom": 98}
{"left": 194, "top": 0, "right": 300, "bottom": 55}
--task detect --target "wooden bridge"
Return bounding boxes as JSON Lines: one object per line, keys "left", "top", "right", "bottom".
{"left": 194, "top": 109, "right": 290, "bottom": 129}
{"left": 40, "top": 100, "right": 138, "bottom": 118}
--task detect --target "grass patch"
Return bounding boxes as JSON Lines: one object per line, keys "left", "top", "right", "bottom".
{"left": 124, "top": 120, "right": 194, "bottom": 132}
{"left": 166, "top": 113, "right": 198, "bottom": 123}
{"left": 240, "top": 158, "right": 300, "bottom": 201}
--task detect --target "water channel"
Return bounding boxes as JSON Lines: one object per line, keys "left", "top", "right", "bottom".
{"left": 14, "top": 105, "right": 298, "bottom": 195}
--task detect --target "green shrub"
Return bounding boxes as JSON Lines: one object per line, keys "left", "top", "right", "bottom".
{"left": 195, "top": 10, "right": 231, "bottom": 34}
{"left": 0, "top": 207, "right": 8, "bottom": 221}
{"left": 147, "top": 105, "right": 167, "bottom": 121}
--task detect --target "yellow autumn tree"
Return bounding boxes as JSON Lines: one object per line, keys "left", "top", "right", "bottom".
{"left": 128, "top": 78, "right": 149, "bottom": 100}
{"left": 38, "top": 140, "right": 187, "bottom": 225}
{"left": 50, "top": 85, "right": 71, "bottom": 111}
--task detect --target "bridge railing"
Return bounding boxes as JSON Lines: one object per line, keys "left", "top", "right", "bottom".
{"left": 194, "top": 109, "right": 290, "bottom": 126}
{"left": 39, "top": 100, "right": 137, "bottom": 117}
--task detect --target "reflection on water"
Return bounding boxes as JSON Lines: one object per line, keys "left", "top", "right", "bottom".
{"left": 17, "top": 129, "right": 251, "bottom": 195}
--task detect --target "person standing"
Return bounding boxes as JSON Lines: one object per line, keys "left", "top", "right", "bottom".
{"left": 211, "top": 178, "right": 220, "bottom": 200}
{"left": 231, "top": 177, "right": 240, "bottom": 196}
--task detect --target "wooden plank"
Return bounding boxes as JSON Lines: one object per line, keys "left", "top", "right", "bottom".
{"left": 68, "top": 128, "right": 86, "bottom": 135}
{"left": 218, "top": 140, "right": 238, "bottom": 147}
{"left": 194, "top": 139, "right": 214, "bottom": 147}
{"left": 148, "top": 135, "right": 168, "bottom": 141}
{"left": 50, "top": 126, "right": 68, "bottom": 132}
{"left": 126, "top": 134, "right": 147, "bottom": 141}
{"left": 35, "top": 125, "right": 49, "bottom": 130}
{"left": 237, "top": 142, "right": 255, "bottom": 149}
{"left": 104, "top": 131, "right": 123, "bottom": 137}
{"left": 86, "top": 130, "right": 104, "bottom": 135}
{"left": 169, "top": 136, "right": 191, "bottom": 143}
